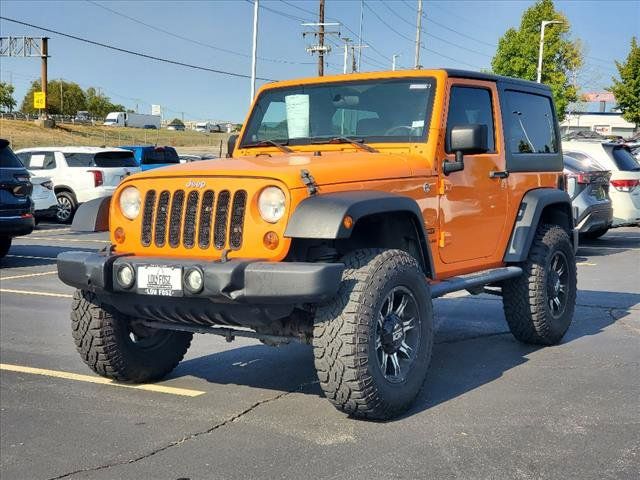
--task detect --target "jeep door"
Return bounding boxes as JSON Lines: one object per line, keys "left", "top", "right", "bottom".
{"left": 438, "top": 79, "right": 509, "bottom": 265}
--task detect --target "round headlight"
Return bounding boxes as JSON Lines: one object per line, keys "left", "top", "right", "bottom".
{"left": 258, "top": 186, "right": 286, "bottom": 223}
{"left": 119, "top": 186, "right": 141, "bottom": 220}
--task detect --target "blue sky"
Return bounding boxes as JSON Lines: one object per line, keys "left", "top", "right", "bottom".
{"left": 1, "top": 0, "right": 637, "bottom": 122}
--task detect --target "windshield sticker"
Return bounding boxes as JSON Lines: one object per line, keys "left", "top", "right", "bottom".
{"left": 409, "top": 84, "right": 430, "bottom": 89}
{"left": 285, "top": 94, "right": 310, "bottom": 139}
{"left": 411, "top": 120, "right": 425, "bottom": 129}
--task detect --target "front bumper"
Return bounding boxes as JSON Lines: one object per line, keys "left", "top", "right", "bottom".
{"left": 0, "top": 214, "right": 35, "bottom": 237}
{"left": 57, "top": 251, "right": 344, "bottom": 305}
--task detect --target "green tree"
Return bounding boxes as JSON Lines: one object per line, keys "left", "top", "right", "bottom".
{"left": 491, "top": 0, "right": 583, "bottom": 119}
{"left": 168, "top": 117, "right": 185, "bottom": 126}
{"left": 0, "top": 82, "right": 17, "bottom": 112}
{"left": 608, "top": 37, "right": 640, "bottom": 128}
{"left": 21, "top": 79, "right": 87, "bottom": 115}
{"left": 85, "top": 87, "right": 125, "bottom": 118}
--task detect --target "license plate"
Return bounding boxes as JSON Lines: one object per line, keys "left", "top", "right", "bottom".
{"left": 137, "top": 265, "right": 183, "bottom": 296}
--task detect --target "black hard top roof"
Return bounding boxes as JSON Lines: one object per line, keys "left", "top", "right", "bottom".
{"left": 443, "top": 69, "right": 551, "bottom": 93}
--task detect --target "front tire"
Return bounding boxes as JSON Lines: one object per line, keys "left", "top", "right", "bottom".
{"left": 502, "top": 224, "right": 577, "bottom": 345}
{"left": 313, "top": 249, "right": 433, "bottom": 420}
{"left": 71, "top": 290, "right": 193, "bottom": 382}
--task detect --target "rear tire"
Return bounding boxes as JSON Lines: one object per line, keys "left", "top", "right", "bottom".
{"left": 582, "top": 227, "right": 609, "bottom": 240}
{"left": 0, "top": 236, "right": 11, "bottom": 259}
{"left": 71, "top": 290, "right": 193, "bottom": 382}
{"left": 502, "top": 224, "right": 577, "bottom": 345}
{"left": 313, "top": 249, "right": 433, "bottom": 420}
{"left": 56, "top": 191, "right": 77, "bottom": 224}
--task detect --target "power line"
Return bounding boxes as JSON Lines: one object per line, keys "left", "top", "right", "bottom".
{"left": 0, "top": 16, "right": 278, "bottom": 81}
{"left": 86, "top": 0, "right": 315, "bottom": 66}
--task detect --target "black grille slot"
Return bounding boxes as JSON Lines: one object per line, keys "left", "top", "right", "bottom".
{"left": 141, "top": 190, "right": 156, "bottom": 247}
{"left": 198, "top": 190, "right": 215, "bottom": 249}
{"left": 229, "top": 190, "right": 247, "bottom": 250}
{"left": 183, "top": 190, "right": 199, "bottom": 248}
{"left": 214, "top": 190, "right": 231, "bottom": 250}
{"left": 154, "top": 191, "right": 170, "bottom": 247}
{"left": 168, "top": 190, "right": 185, "bottom": 248}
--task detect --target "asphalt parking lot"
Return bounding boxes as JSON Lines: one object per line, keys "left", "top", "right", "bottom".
{"left": 1, "top": 224, "right": 638, "bottom": 480}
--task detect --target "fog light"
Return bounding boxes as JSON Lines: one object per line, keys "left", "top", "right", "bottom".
{"left": 263, "top": 231, "right": 279, "bottom": 250}
{"left": 116, "top": 264, "right": 135, "bottom": 289}
{"left": 185, "top": 268, "right": 204, "bottom": 293}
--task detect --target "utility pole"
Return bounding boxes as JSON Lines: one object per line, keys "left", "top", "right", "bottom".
{"left": 41, "top": 37, "right": 48, "bottom": 119}
{"left": 318, "top": 0, "right": 325, "bottom": 76}
{"left": 414, "top": 0, "right": 423, "bottom": 69}
{"left": 250, "top": 0, "right": 259, "bottom": 102}
{"left": 536, "top": 20, "right": 563, "bottom": 83}
{"left": 392, "top": 54, "right": 400, "bottom": 71}
{"left": 60, "top": 79, "right": 63, "bottom": 115}
{"left": 357, "top": 0, "right": 364, "bottom": 71}
{"left": 342, "top": 38, "right": 351, "bottom": 74}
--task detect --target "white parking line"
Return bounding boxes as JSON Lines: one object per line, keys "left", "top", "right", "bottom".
{"left": 0, "top": 364, "right": 205, "bottom": 397}
{"left": 0, "top": 288, "right": 73, "bottom": 298}
{"left": 6, "top": 254, "right": 56, "bottom": 260}
{"left": 20, "top": 237, "right": 110, "bottom": 244}
{"left": 35, "top": 228, "right": 71, "bottom": 234}
{"left": 0, "top": 271, "right": 57, "bottom": 280}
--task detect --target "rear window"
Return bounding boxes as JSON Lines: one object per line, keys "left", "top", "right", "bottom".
{"left": 1, "top": 145, "right": 25, "bottom": 168}
{"left": 65, "top": 151, "right": 137, "bottom": 168}
{"left": 563, "top": 151, "right": 606, "bottom": 172}
{"left": 609, "top": 146, "right": 640, "bottom": 171}
{"left": 142, "top": 148, "right": 180, "bottom": 165}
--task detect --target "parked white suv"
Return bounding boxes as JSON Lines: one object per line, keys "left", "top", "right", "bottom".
{"left": 562, "top": 140, "right": 640, "bottom": 228}
{"left": 15, "top": 147, "right": 140, "bottom": 223}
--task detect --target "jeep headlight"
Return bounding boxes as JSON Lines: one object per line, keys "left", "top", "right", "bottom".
{"left": 119, "top": 186, "right": 141, "bottom": 220}
{"left": 258, "top": 186, "right": 286, "bottom": 223}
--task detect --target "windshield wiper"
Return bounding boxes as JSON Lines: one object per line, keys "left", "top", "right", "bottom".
{"left": 311, "top": 136, "right": 378, "bottom": 153}
{"left": 244, "top": 139, "right": 293, "bottom": 153}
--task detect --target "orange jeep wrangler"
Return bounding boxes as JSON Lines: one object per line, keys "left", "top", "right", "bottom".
{"left": 58, "top": 69, "right": 577, "bottom": 419}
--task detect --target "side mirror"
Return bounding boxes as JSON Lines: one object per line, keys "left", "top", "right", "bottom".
{"left": 226, "top": 134, "right": 238, "bottom": 158}
{"left": 443, "top": 124, "right": 489, "bottom": 175}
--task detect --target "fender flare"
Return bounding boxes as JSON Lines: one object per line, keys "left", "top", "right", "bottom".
{"left": 284, "top": 190, "right": 434, "bottom": 275}
{"left": 71, "top": 196, "right": 111, "bottom": 232}
{"left": 504, "top": 188, "right": 574, "bottom": 263}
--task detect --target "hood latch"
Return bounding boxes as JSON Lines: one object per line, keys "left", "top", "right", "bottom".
{"left": 300, "top": 169, "right": 318, "bottom": 196}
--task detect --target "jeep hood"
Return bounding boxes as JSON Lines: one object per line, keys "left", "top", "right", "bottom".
{"left": 131, "top": 151, "right": 412, "bottom": 189}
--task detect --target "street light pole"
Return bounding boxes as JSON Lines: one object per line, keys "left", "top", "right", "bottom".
{"left": 250, "top": 0, "right": 259, "bottom": 103}
{"left": 537, "top": 20, "right": 562, "bottom": 83}
{"left": 392, "top": 54, "right": 399, "bottom": 71}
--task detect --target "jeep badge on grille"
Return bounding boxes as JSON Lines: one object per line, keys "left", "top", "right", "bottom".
{"left": 186, "top": 180, "right": 206, "bottom": 189}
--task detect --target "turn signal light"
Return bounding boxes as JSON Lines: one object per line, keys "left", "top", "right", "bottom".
{"left": 343, "top": 215, "right": 354, "bottom": 229}
{"left": 114, "top": 227, "right": 126, "bottom": 244}
{"left": 263, "top": 231, "right": 279, "bottom": 250}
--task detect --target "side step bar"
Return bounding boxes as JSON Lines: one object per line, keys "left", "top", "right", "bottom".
{"left": 430, "top": 266, "right": 522, "bottom": 298}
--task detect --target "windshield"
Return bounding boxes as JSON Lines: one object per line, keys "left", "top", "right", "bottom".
{"left": 241, "top": 77, "right": 436, "bottom": 147}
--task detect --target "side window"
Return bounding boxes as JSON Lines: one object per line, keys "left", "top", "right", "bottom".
{"left": 64, "top": 153, "right": 94, "bottom": 167}
{"left": 504, "top": 90, "right": 557, "bottom": 154}
{"left": 24, "top": 152, "right": 56, "bottom": 170}
{"left": 446, "top": 86, "right": 495, "bottom": 153}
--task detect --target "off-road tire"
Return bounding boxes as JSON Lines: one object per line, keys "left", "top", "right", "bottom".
{"left": 502, "top": 224, "right": 577, "bottom": 345}
{"left": 581, "top": 227, "right": 609, "bottom": 240}
{"left": 71, "top": 289, "right": 193, "bottom": 382}
{"left": 313, "top": 249, "right": 433, "bottom": 420}
{"left": 56, "top": 191, "right": 77, "bottom": 224}
{"left": 0, "top": 236, "right": 11, "bottom": 259}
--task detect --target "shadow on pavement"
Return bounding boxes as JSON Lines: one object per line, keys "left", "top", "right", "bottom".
{"left": 171, "top": 289, "right": 639, "bottom": 420}
{"left": 0, "top": 244, "right": 99, "bottom": 268}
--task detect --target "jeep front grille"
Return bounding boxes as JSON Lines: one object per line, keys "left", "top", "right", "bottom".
{"left": 141, "top": 188, "right": 247, "bottom": 251}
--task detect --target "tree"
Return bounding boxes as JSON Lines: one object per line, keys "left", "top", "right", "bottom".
{"left": 168, "top": 117, "right": 185, "bottom": 127}
{"left": 0, "top": 82, "right": 17, "bottom": 112}
{"left": 85, "top": 87, "right": 125, "bottom": 118}
{"left": 491, "top": 0, "right": 583, "bottom": 119}
{"left": 21, "top": 79, "right": 87, "bottom": 115}
{"left": 608, "top": 37, "right": 640, "bottom": 128}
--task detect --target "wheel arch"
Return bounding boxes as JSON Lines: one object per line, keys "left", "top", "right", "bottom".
{"left": 504, "top": 188, "right": 574, "bottom": 263}
{"left": 54, "top": 185, "right": 76, "bottom": 198}
{"left": 284, "top": 191, "right": 435, "bottom": 278}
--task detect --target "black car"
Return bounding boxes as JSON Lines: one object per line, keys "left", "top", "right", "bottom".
{"left": 564, "top": 154, "right": 613, "bottom": 239}
{"left": 0, "top": 139, "right": 35, "bottom": 258}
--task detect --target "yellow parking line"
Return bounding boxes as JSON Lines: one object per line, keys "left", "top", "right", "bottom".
{"left": 22, "top": 237, "right": 110, "bottom": 244}
{"left": 1, "top": 271, "right": 58, "bottom": 280}
{"left": 0, "top": 363, "right": 205, "bottom": 397}
{"left": 0, "top": 288, "right": 73, "bottom": 298}
{"left": 576, "top": 262, "right": 597, "bottom": 266}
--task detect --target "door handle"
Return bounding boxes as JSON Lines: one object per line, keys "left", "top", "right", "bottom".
{"left": 489, "top": 170, "right": 509, "bottom": 179}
